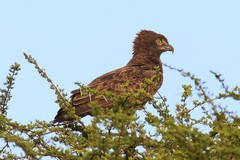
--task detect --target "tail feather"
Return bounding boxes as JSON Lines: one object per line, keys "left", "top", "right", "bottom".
{"left": 53, "top": 91, "right": 110, "bottom": 123}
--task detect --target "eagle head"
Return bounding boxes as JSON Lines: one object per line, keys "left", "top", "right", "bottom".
{"left": 133, "top": 30, "right": 174, "bottom": 56}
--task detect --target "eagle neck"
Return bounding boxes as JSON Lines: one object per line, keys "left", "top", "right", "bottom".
{"left": 127, "top": 52, "right": 162, "bottom": 67}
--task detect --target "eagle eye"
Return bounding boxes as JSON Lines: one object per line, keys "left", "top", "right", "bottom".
{"left": 156, "top": 39, "right": 163, "bottom": 45}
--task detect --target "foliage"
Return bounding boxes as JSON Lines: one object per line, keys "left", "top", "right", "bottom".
{"left": 0, "top": 53, "right": 240, "bottom": 159}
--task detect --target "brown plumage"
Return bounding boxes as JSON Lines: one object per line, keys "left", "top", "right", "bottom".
{"left": 53, "top": 30, "right": 173, "bottom": 123}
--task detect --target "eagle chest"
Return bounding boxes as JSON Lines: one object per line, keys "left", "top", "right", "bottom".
{"left": 123, "top": 66, "right": 163, "bottom": 94}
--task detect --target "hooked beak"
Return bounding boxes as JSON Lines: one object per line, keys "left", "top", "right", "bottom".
{"left": 164, "top": 44, "right": 174, "bottom": 54}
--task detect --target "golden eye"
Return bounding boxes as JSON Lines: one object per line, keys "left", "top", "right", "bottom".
{"left": 156, "top": 39, "right": 163, "bottom": 45}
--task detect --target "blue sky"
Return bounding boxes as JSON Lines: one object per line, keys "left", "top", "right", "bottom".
{"left": 1, "top": 1, "right": 240, "bottom": 125}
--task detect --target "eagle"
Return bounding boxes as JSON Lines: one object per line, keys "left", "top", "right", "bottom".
{"left": 53, "top": 30, "right": 174, "bottom": 123}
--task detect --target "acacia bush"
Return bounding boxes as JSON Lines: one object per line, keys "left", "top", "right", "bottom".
{"left": 0, "top": 53, "right": 240, "bottom": 160}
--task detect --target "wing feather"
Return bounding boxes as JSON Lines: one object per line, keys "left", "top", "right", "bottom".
{"left": 54, "top": 65, "right": 162, "bottom": 122}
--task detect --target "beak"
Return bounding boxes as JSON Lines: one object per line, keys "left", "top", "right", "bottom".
{"left": 164, "top": 44, "right": 174, "bottom": 54}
